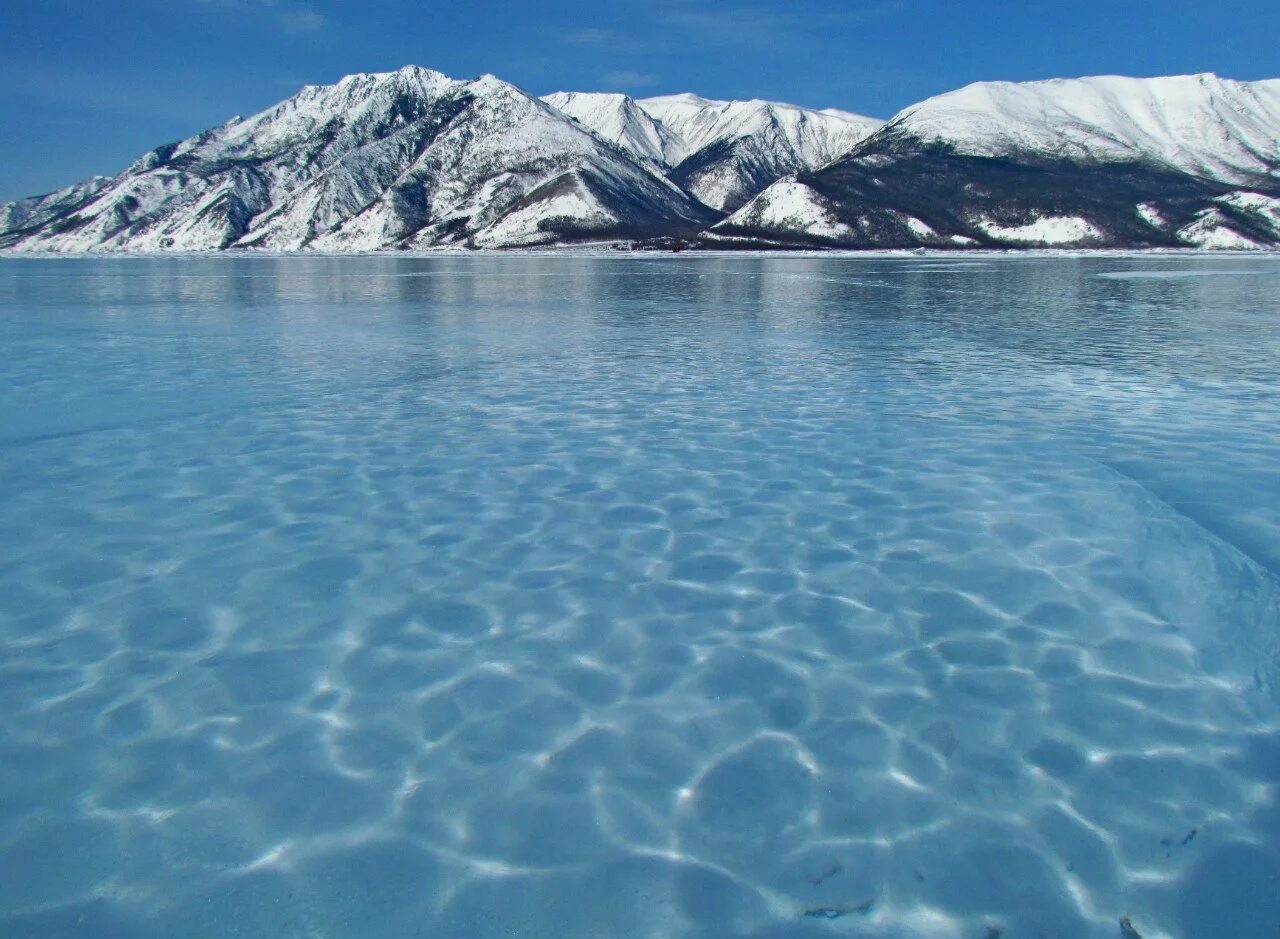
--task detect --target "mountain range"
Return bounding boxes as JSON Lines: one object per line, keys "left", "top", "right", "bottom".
{"left": 2, "top": 67, "right": 1279, "bottom": 252}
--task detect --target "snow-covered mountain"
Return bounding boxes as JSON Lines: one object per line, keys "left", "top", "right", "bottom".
{"left": 0, "top": 66, "right": 714, "bottom": 253}
{"left": 5, "top": 69, "right": 1280, "bottom": 253}
{"left": 893, "top": 73, "right": 1280, "bottom": 185}
{"left": 710, "top": 74, "right": 1280, "bottom": 250}
{"left": 544, "top": 91, "right": 882, "bottom": 211}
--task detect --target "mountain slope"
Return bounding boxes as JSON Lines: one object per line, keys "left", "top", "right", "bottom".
{"left": 0, "top": 67, "right": 715, "bottom": 253}
{"left": 0, "top": 177, "right": 114, "bottom": 236}
{"left": 709, "top": 74, "right": 1280, "bottom": 249}
{"left": 541, "top": 92, "right": 683, "bottom": 171}
{"left": 894, "top": 73, "right": 1280, "bottom": 185}
{"left": 638, "top": 93, "right": 879, "bottom": 168}
{"left": 544, "top": 90, "right": 882, "bottom": 212}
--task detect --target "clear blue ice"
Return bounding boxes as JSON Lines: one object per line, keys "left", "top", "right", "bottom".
{"left": 1, "top": 254, "right": 1279, "bottom": 938}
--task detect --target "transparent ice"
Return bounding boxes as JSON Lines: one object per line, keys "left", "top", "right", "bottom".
{"left": 1, "top": 254, "right": 1279, "bottom": 938}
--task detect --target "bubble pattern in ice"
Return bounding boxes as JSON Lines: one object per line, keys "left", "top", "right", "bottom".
{"left": 2, "top": 254, "right": 1280, "bottom": 938}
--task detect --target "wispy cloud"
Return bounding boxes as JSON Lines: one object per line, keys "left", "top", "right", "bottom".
{"left": 553, "top": 1, "right": 910, "bottom": 56}
{"left": 197, "top": 0, "right": 326, "bottom": 36}
{"left": 273, "top": 7, "right": 325, "bottom": 34}
{"left": 563, "top": 28, "right": 621, "bottom": 48}
{"left": 600, "top": 70, "right": 662, "bottom": 90}
{"left": 555, "top": 25, "right": 654, "bottom": 57}
{"left": 656, "top": 0, "right": 909, "bottom": 49}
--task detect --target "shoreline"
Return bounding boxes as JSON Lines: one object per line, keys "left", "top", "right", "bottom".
{"left": 4, "top": 246, "right": 1280, "bottom": 261}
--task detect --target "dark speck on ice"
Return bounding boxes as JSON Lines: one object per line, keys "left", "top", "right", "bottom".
{"left": 808, "top": 862, "right": 843, "bottom": 886}
{"left": 803, "top": 898, "right": 874, "bottom": 920}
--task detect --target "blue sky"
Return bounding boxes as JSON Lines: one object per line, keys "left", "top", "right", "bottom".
{"left": 3, "top": 0, "right": 1278, "bottom": 201}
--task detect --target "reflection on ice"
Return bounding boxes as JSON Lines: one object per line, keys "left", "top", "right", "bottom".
{"left": 2, "top": 253, "right": 1280, "bottom": 937}
{"left": 1095, "top": 269, "right": 1280, "bottom": 280}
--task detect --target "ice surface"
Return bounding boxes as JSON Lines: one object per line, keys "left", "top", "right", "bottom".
{"left": 1, "top": 254, "right": 1280, "bottom": 938}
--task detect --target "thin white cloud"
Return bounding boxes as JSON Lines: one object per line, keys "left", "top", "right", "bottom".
{"left": 600, "top": 70, "right": 662, "bottom": 89}
{"left": 197, "top": 0, "right": 326, "bottom": 36}
{"left": 657, "top": 0, "right": 908, "bottom": 48}
{"left": 564, "top": 28, "right": 620, "bottom": 47}
{"left": 554, "top": 2, "right": 909, "bottom": 56}
{"left": 274, "top": 8, "right": 326, "bottom": 34}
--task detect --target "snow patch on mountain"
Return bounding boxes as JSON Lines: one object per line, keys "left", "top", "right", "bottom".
{"left": 1170, "top": 191, "right": 1280, "bottom": 248}
{"left": 903, "top": 216, "right": 939, "bottom": 239}
{"left": 1218, "top": 191, "right": 1280, "bottom": 232}
{"left": 712, "top": 179, "right": 853, "bottom": 241}
{"left": 975, "top": 215, "right": 1103, "bottom": 245}
{"left": 1136, "top": 202, "right": 1170, "bottom": 229}
{"left": 1177, "top": 209, "right": 1264, "bottom": 249}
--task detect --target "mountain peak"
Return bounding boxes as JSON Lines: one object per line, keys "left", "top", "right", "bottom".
{"left": 342, "top": 64, "right": 453, "bottom": 83}
{"left": 550, "top": 91, "right": 631, "bottom": 104}
{"left": 640, "top": 92, "right": 716, "bottom": 106}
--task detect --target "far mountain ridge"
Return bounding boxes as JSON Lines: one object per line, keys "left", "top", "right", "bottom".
{"left": 3, "top": 67, "right": 1279, "bottom": 252}
{"left": 542, "top": 90, "right": 881, "bottom": 211}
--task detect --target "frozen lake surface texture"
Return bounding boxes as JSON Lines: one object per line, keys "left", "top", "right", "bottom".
{"left": 2, "top": 253, "right": 1280, "bottom": 939}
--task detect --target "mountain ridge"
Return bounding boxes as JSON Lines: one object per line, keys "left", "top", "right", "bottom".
{"left": 4, "top": 67, "right": 1279, "bottom": 252}
{"left": 542, "top": 90, "right": 881, "bottom": 211}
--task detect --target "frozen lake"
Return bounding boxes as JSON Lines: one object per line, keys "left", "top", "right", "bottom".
{"left": 2, "top": 253, "right": 1279, "bottom": 938}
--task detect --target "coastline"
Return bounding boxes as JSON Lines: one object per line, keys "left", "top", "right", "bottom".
{"left": 4, "top": 245, "right": 1280, "bottom": 261}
